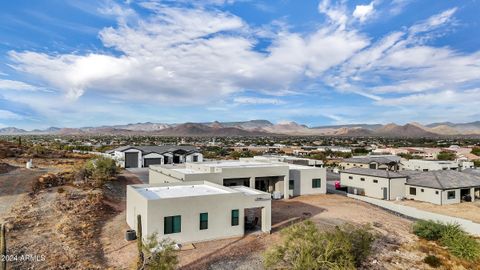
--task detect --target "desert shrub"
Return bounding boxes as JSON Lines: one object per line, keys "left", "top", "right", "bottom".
{"left": 142, "top": 233, "right": 178, "bottom": 270}
{"left": 423, "top": 255, "right": 442, "bottom": 268}
{"left": 413, "top": 220, "right": 480, "bottom": 261}
{"left": 263, "top": 220, "right": 375, "bottom": 270}
{"left": 57, "top": 187, "right": 65, "bottom": 193}
{"left": 83, "top": 156, "right": 118, "bottom": 187}
{"left": 413, "top": 220, "right": 445, "bottom": 240}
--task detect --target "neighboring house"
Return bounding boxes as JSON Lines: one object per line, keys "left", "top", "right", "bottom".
{"left": 107, "top": 145, "right": 203, "bottom": 168}
{"left": 149, "top": 159, "right": 327, "bottom": 199}
{"left": 339, "top": 155, "right": 400, "bottom": 171}
{"left": 340, "top": 168, "right": 407, "bottom": 200}
{"left": 399, "top": 159, "right": 473, "bottom": 171}
{"left": 126, "top": 181, "right": 271, "bottom": 244}
{"left": 243, "top": 155, "right": 324, "bottom": 167}
{"left": 404, "top": 171, "right": 480, "bottom": 205}
{"left": 340, "top": 168, "right": 480, "bottom": 205}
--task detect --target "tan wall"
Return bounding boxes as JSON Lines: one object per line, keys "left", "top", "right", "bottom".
{"left": 340, "top": 173, "right": 406, "bottom": 200}
{"left": 126, "top": 183, "right": 271, "bottom": 244}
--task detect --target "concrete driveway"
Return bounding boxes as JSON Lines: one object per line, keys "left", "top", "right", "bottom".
{"left": 126, "top": 168, "right": 149, "bottom": 183}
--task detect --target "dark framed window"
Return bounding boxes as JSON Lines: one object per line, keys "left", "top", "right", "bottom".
{"left": 312, "top": 178, "right": 321, "bottom": 188}
{"left": 423, "top": 169, "right": 428, "bottom": 172}
{"left": 164, "top": 215, "right": 181, "bottom": 234}
{"left": 348, "top": 176, "right": 353, "bottom": 180}
{"left": 369, "top": 163, "right": 377, "bottom": 169}
{"left": 289, "top": 180, "right": 294, "bottom": 190}
{"left": 435, "top": 191, "right": 439, "bottom": 195}
{"left": 193, "top": 155, "right": 198, "bottom": 162}
{"left": 373, "top": 179, "right": 378, "bottom": 183}
{"left": 231, "top": 209, "right": 239, "bottom": 226}
{"left": 409, "top": 187, "right": 416, "bottom": 195}
{"left": 200, "top": 213, "right": 208, "bottom": 230}
{"left": 421, "top": 189, "right": 424, "bottom": 192}
{"left": 360, "top": 178, "right": 365, "bottom": 181}
{"left": 447, "top": 191, "right": 456, "bottom": 199}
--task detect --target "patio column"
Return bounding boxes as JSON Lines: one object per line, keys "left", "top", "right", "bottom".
{"left": 283, "top": 176, "right": 289, "bottom": 200}
{"left": 249, "top": 177, "right": 255, "bottom": 189}
{"left": 471, "top": 188, "right": 476, "bottom": 202}
{"left": 261, "top": 207, "right": 271, "bottom": 233}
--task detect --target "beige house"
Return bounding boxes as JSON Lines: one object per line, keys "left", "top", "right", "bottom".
{"left": 340, "top": 168, "right": 407, "bottom": 200}
{"left": 149, "top": 160, "right": 326, "bottom": 199}
{"left": 404, "top": 170, "right": 480, "bottom": 205}
{"left": 126, "top": 181, "right": 271, "bottom": 244}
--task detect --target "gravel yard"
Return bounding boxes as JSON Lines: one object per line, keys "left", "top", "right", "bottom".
{"left": 178, "top": 194, "right": 432, "bottom": 270}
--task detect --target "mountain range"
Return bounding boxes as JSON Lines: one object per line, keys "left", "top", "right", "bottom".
{"left": 1, "top": 120, "right": 480, "bottom": 137}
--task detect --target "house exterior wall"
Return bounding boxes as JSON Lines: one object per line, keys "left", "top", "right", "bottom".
{"left": 340, "top": 172, "right": 406, "bottom": 200}
{"left": 126, "top": 183, "right": 271, "bottom": 244}
{"left": 126, "top": 185, "right": 150, "bottom": 236}
{"left": 405, "top": 185, "right": 460, "bottom": 205}
{"left": 185, "top": 153, "right": 204, "bottom": 163}
{"left": 289, "top": 167, "right": 327, "bottom": 196}
{"left": 123, "top": 149, "right": 143, "bottom": 168}
{"left": 400, "top": 160, "right": 459, "bottom": 171}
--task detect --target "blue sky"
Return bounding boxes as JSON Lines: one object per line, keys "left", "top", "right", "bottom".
{"left": 1, "top": 0, "right": 479, "bottom": 129}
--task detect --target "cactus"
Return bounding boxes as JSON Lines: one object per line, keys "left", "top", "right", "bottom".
{"left": 1, "top": 223, "right": 6, "bottom": 270}
{"left": 137, "top": 215, "right": 144, "bottom": 270}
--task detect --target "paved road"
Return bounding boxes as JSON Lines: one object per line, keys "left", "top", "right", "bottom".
{"left": 126, "top": 168, "right": 149, "bottom": 183}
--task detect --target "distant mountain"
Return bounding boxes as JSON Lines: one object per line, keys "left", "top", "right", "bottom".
{"left": 0, "top": 127, "right": 27, "bottom": 134}
{"left": 2, "top": 120, "right": 480, "bottom": 137}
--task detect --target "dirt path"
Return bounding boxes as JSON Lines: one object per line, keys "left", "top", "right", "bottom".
{"left": 396, "top": 199, "right": 480, "bottom": 223}
{"left": 0, "top": 168, "right": 47, "bottom": 222}
{"left": 99, "top": 170, "right": 143, "bottom": 270}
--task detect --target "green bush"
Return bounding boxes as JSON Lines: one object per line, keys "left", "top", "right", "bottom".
{"left": 263, "top": 221, "right": 375, "bottom": 270}
{"left": 413, "top": 220, "right": 445, "bottom": 240}
{"left": 413, "top": 220, "right": 480, "bottom": 261}
{"left": 423, "top": 255, "right": 442, "bottom": 268}
{"left": 83, "top": 156, "right": 118, "bottom": 186}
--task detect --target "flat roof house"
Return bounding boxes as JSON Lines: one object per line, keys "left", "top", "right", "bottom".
{"left": 404, "top": 170, "right": 480, "bottom": 205}
{"left": 107, "top": 145, "right": 203, "bottom": 168}
{"left": 149, "top": 159, "right": 326, "bottom": 199}
{"left": 400, "top": 159, "right": 460, "bottom": 172}
{"left": 340, "top": 168, "right": 407, "bottom": 200}
{"left": 340, "top": 155, "right": 400, "bottom": 171}
{"left": 126, "top": 181, "right": 271, "bottom": 244}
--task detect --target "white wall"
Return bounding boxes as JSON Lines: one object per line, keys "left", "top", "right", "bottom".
{"left": 289, "top": 167, "right": 326, "bottom": 196}
{"left": 340, "top": 172, "right": 406, "bottom": 200}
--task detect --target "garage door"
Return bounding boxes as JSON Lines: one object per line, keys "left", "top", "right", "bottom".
{"left": 144, "top": 158, "right": 162, "bottom": 167}
{"left": 125, "top": 152, "right": 139, "bottom": 168}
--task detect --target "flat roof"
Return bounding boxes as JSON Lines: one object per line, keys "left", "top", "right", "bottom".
{"left": 201, "top": 160, "right": 287, "bottom": 168}
{"left": 230, "top": 186, "right": 263, "bottom": 195}
{"left": 136, "top": 184, "right": 231, "bottom": 199}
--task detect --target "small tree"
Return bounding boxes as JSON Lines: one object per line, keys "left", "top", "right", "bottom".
{"left": 437, "top": 151, "right": 456, "bottom": 161}
{"left": 143, "top": 233, "right": 178, "bottom": 270}
{"left": 84, "top": 156, "right": 118, "bottom": 186}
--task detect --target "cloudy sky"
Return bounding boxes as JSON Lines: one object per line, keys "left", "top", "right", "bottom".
{"left": 1, "top": 0, "right": 479, "bottom": 129}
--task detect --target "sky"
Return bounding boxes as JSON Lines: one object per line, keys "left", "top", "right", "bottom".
{"left": 0, "top": 0, "right": 479, "bottom": 130}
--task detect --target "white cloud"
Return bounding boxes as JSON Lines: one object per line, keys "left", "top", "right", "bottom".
{"left": 233, "top": 97, "right": 285, "bottom": 105}
{"left": 353, "top": 2, "right": 375, "bottom": 23}
{"left": 0, "top": 110, "right": 23, "bottom": 120}
{"left": 0, "top": 79, "right": 38, "bottom": 91}
{"left": 409, "top": 7, "right": 457, "bottom": 35}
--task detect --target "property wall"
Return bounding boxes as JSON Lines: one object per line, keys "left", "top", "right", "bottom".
{"left": 347, "top": 193, "right": 480, "bottom": 236}
{"left": 340, "top": 173, "right": 406, "bottom": 200}
{"left": 142, "top": 191, "right": 271, "bottom": 244}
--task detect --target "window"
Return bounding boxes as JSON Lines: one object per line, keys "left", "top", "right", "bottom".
{"left": 369, "top": 163, "right": 377, "bottom": 169}
{"left": 421, "top": 189, "right": 424, "bottom": 192}
{"left": 312, "top": 178, "right": 321, "bottom": 188}
{"left": 360, "top": 178, "right": 365, "bottom": 181}
{"left": 231, "top": 209, "right": 239, "bottom": 226}
{"left": 409, "top": 187, "right": 416, "bottom": 195}
{"left": 200, "top": 213, "right": 208, "bottom": 230}
{"left": 164, "top": 215, "right": 181, "bottom": 234}
{"left": 348, "top": 176, "right": 353, "bottom": 180}
{"left": 423, "top": 169, "right": 428, "bottom": 172}
{"left": 435, "top": 191, "right": 439, "bottom": 195}
{"left": 289, "top": 180, "right": 294, "bottom": 190}
{"left": 193, "top": 155, "right": 198, "bottom": 162}
{"left": 447, "top": 191, "right": 456, "bottom": 200}
{"left": 373, "top": 179, "right": 378, "bottom": 183}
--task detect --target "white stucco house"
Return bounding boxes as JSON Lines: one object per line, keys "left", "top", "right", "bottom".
{"left": 126, "top": 181, "right": 271, "bottom": 244}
